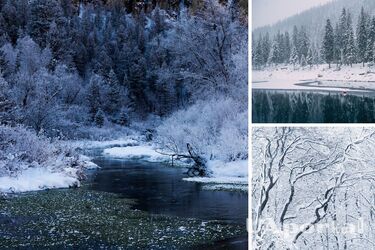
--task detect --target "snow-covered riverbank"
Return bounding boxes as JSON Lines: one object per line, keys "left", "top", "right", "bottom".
{"left": 0, "top": 133, "right": 248, "bottom": 194}
{"left": 253, "top": 64, "right": 375, "bottom": 91}
{"left": 99, "top": 140, "right": 248, "bottom": 189}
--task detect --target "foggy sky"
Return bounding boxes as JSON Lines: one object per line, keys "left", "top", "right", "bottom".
{"left": 253, "top": 0, "right": 334, "bottom": 29}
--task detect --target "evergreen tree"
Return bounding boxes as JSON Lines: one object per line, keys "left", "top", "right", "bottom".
{"left": 337, "top": 8, "right": 347, "bottom": 65}
{"left": 105, "top": 69, "right": 121, "bottom": 116}
{"left": 292, "top": 25, "right": 299, "bottom": 58}
{"left": 94, "top": 109, "right": 105, "bottom": 127}
{"left": 29, "top": 0, "right": 63, "bottom": 48}
{"left": 322, "top": 19, "right": 334, "bottom": 68}
{"left": 306, "top": 46, "right": 314, "bottom": 68}
{"left": 0, "top": 49, "right": 10, "bottom": 77}
{"left": 261, "top": 33, "right": 271, "bottom": 65}
{"left": 284, "top": 31, "right": 291, "bottom": 64}
{"left": 346, "top": 26, "right": 356, "bottom": 67}
{"left": 300, "top": 54, "right": 307, "bottom": 67}
{"left": 290, "top": 46, "right": 299, "bottom": 68}
{"left": 87, "top": 80, "right": 101, "bottom": 121}
{"left": 298, "top": 26, "right": 309, "bottom": 59}
{"left": 268, "top": 40, "right": 280, "bottom": 65}
{"left": 333, "top": 23, "right": 341, "bottom": 64}
{"left": 357, "top": 7, "right": 369, "bottom": 66}
{"left": 118, "top": 109, "right": 129, "bottom": 126}
{"left": 366, "top": 17, "right": 375, "bottom": 62}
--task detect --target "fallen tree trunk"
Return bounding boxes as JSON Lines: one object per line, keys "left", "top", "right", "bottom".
{"left": 157, "top": 143, "right": 208, "bottom": 177}
{"left": 185, "top": 143, "right": 207, "bottom": 177}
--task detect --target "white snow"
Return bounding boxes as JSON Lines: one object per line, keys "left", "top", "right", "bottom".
{"left": 183, "top": 160, "right": 248, "bottom": 186}
{"left": 103, "top": 145, "right": 170, "bottom": 162}
{"left": 253, "top": 64, "right": 375, "bottom": 93}
{"left": 0, "top": 168, "right": 79, "bottom": 193}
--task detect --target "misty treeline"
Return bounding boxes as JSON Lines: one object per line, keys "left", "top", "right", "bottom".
{"left": 253, "top": 127, "right": 375, "bottom": 249}
{"left": 0, "top": 0, "right": 247, "bottom": 165}
{"left": 252, "top": 90, "right": 375, "bottom": 123}
{"left": 252, "top": 7, "right": 375, "bottom": 69}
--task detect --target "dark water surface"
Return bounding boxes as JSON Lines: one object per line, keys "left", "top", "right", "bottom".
{"left": 88, "top": 157, "right": 248, "bottom": 225}
{"left": 253, "top": 89, "right": 375, "bottom": 123}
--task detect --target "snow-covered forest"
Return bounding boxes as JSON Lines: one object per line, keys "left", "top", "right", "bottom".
{"left": 0, "top": 0, "right": 247, "bottom": 188}
{"left": 253, "top": 127, "right": 375, "bottom": 249}
{"left": 253, "top": 6, "right": 375, "bottom": 68}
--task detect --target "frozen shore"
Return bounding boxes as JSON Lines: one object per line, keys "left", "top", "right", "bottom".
{"left": 253, "top": 64, "right": 375, "bottom": 92}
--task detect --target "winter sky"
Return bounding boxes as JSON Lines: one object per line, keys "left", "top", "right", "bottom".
{"left": 253, "top": 0, "right": 333, "bottom": 29}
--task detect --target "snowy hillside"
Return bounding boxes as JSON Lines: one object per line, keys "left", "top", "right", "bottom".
{"left": 253, "top": 0, "right": 375, "bottom": 43}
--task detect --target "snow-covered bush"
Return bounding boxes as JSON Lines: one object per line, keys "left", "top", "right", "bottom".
{"left": 156, "top": 97, "right": 247, "bottom": 162}
{"left": 0, "top": 125, "right": 86, "bottom": 179}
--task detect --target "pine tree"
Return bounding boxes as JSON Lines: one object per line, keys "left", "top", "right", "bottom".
{"left": 118, "top": 109, "right": 129, "bottom": 126}
{"left": 322, "top": 19, "right": 334, "bottom": 68}
{"left": 346, "top": 27, "right": 356, "bottom": 67}
{"left": 337, "top": 8, "right": 347, "bottom": 65}
{"left": 29, "top": 0, "right": 63, "bottom": 48}
{"left": 284, "top": 31, "right": 291, "bottom": 64}
{"left": 366, "top": 17, "right": 375, "bottom": 62}
{"left": 306, "top": 46, "right": 314, "bottom": 68}
{"left": 290, "top": 46, "right": 299, "bottom": 68}
{"left": 94, "top": 109, "right": 105, "bottom": 127}
{"left": 87, "top": 81, "right": 101, "bottom": 121}
{"left": 298, "top": 26, "right": 309, "bottom": 59}
{"left": 0, "top": 49, "right": 10, "bottom": 77}
{"left": 357, "top": 7, "right": 368, "bottom": 66}
{"left": 268, "top": 40, "right": 280, "bottom": 65}
{"left": 300, "top": 54, "right": 307, "bottom": 67}
{"left": 105, "top": 69, "right": 121, "bottom": 116}
{"left": 261, "top": 33, "right": 271, "bottom": 65}
{"left": 292, "top": 25, "right": 299, "bottom": 58}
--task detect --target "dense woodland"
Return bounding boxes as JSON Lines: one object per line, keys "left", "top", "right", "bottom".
{"left": 252, "top": 7, "right": 375, "bottom": 69}
{"left": 0, "top": 0, "right": 248, "bottom": 173}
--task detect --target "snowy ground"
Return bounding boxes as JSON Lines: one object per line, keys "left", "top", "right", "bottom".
{"left": 0, "top": 156, "right": 97, "bottom": 194}
{"left": 253, "top": 64, "right": 375, "bottom": 93}
{"left": 183, "top": 160, "right": 248, "bottom": 190}
{"left": 0, "top": 168, "right": 79, "bottom": 193}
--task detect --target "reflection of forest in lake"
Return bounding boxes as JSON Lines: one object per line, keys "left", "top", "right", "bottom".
{"left": 253, "top": 90, "right": 375, "bottom": 123}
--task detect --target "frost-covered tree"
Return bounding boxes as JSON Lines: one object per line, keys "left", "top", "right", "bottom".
{"left": 86, "top": 76, "right": 102, "bottom": 121}
{"left": 357, "top": 7, "right": 369, "bottom": 66}
{"left": 346, "top": 26, "right": 356, "bottom": 67}
{"left": 322, "top": 19, "right": 334, "bottom": 68}
{"left": 289, "top": 46, "right": 299, "bottom": 68}
{"left": 253, "top": 127, "right": 375, "bottom": 249}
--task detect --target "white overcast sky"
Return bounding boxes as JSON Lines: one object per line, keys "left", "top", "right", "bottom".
{"left": 252, "top": 0, "right": 334, "bottom": 29}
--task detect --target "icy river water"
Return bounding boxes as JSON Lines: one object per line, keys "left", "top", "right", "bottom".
{"left": 87, "top": 154, "right": 248, "bottom": 249}
{"left": 0, "top": 148, "right": 248, "bottom": 249}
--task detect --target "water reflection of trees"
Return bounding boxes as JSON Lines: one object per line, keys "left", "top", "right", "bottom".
{"left": 253, "top": 90, "right": 375, "bottom": 123}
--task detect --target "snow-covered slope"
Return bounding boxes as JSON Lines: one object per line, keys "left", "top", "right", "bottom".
{"left": 253, "top": 0, "right": 375, "bottom": 43}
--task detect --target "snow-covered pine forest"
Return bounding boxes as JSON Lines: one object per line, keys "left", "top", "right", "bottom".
{"left": 0, "top": 0, "right": 248, "bottom": 191}
{"left": 253, "top": 6, "right": 375, "bottom": 68}
{"left": 253, "top": 127, "right": 375, "bottom": 249}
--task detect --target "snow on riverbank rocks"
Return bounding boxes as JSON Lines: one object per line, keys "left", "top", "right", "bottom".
{"left": 253, "top": 64, "right": 375, "bottom": 91}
